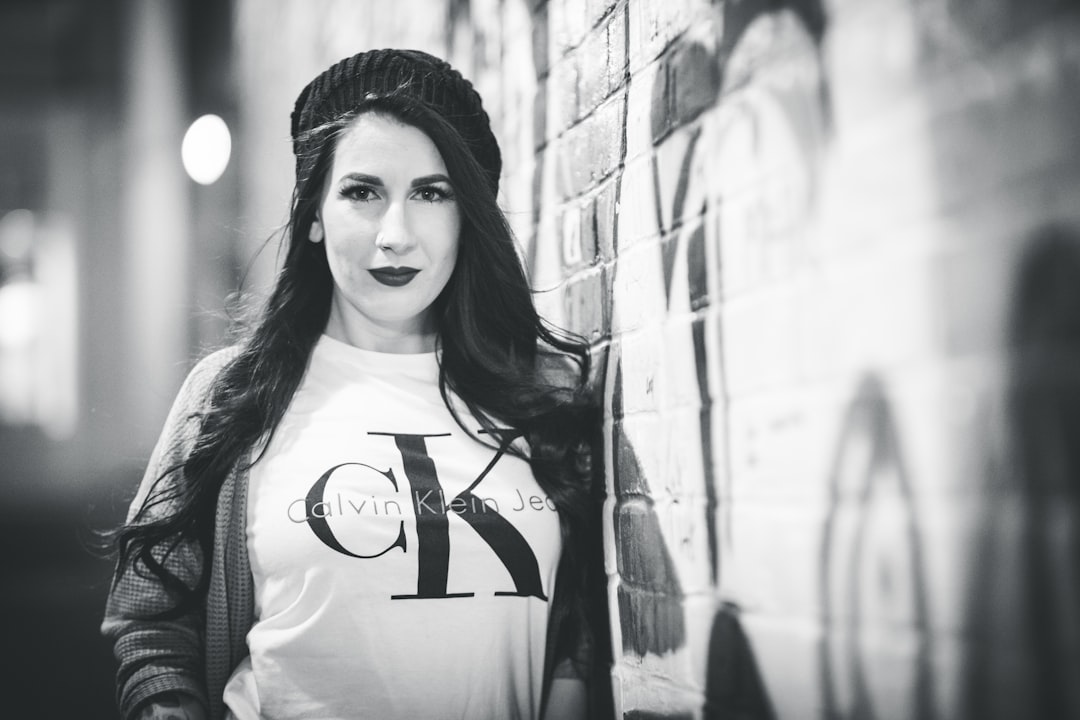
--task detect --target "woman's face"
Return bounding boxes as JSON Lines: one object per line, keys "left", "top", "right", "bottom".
{"left": 312, "top": 112, "right": 461, "bottom": 353}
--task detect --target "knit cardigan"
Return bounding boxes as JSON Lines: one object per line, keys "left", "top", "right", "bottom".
{"left": 103, "top": 348, "right": 249, "bottom": 720}
{"left": 102, "top": 348, "right": 597, "bottom": 720}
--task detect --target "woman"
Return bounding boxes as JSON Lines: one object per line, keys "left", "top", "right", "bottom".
{"left": 103, "top": 49, "right": 607, "bottom": 720}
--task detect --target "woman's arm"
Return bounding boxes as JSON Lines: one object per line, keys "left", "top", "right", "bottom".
{"left": 543, "top": 677, "right": 587, "bottom": 720}
{"left": 102, "top": 351, "right": 234, "bottom": 719}
{"left": 102, "top": 530, "right": 209, "bottom": 719}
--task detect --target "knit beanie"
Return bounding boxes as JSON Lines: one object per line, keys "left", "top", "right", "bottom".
{"left": 291, "top": 49, "right": 501, "bottom": 193}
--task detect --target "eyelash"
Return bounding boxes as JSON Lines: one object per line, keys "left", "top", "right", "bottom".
{"left": 338, "top": 184, "right": 454, "bottom": 203}
{"left": 339, "top": 184, "right": 377, "bottom": 202}
{"left": 415, "top": 186, "right": 454, "bottom": 202}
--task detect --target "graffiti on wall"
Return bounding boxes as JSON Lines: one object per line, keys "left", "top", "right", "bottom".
{"left": 614, "top": 0, "right": 945, "bottom": 717}
{"left": 820, "top": 374, "right": 935, "bottom": 720}
{"left": 639, "top": 0, "right": 831, "bottom": 592}
{"left": 611, "top": 356, "right": 688, "bottom": 657}
{"left": 1005, "top": 224, "right": 1080, "bottom": 719}
{"left": 610, "top": 0, "right": 830, "bottom": 715}
{"left": 961, "top": 224, "right": 1080, "bottom": 720}
{"left": 703, "top": 602, "right": 776, "bottom": 719}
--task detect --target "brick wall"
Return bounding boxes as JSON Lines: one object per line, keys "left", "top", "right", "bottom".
{"left": 236, "top": 1, "right": 1080, "bottom": 717}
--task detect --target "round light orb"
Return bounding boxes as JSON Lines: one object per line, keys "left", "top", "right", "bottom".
{"left": 181, "top": 114, "right": 232, "bottom": 185}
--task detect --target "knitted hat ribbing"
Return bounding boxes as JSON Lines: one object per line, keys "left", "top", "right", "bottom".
{"left": 291, "top": 49, "right": 501, "bottom": 192}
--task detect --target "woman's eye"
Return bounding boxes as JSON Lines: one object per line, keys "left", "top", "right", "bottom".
{"left": 340, "top": 185, "right": 377, "bottom": 201}
{"left": 415, "top": 186, "right": 453, "bottom": 202}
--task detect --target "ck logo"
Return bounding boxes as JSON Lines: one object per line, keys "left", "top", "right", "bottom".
{"left": 301, "top": 432, "right": 549, "bottom": 601}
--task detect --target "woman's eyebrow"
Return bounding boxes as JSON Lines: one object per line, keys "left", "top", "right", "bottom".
{"left": 340, "top": 172, "right": 383, "bottom": 186}
{"left": 410, "top": 173, "right": 451, "bottom": 187}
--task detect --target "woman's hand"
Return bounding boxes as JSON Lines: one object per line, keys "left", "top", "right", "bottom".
{"left": 135, "top": 693, "right": 206, "bottom": 720}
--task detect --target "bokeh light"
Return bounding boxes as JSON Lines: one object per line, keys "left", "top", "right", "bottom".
{"left": 181, "top": 114, "right": 231, "bottom": 185}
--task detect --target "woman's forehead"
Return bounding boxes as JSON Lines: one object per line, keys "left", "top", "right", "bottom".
{"left": 331, "top": 113, "right": 447, "bottom": 177}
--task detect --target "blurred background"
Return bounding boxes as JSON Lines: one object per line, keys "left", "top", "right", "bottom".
{"left": 2, "top": 0, "right": 1079, "bottom": 718}
{"left": 0, "top": 1, "right": 241, "bottom": 716}
{"left": 0, "top": 1, "right": 454, "bottom": 715}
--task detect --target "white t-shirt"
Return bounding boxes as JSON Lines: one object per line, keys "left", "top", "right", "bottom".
{"left": 223, "top": 335, "right": 562, "bottom": 720}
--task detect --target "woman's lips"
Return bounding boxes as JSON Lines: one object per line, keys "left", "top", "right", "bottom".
{"left": 368, "top": 266, "right": 420, "bottom": 287}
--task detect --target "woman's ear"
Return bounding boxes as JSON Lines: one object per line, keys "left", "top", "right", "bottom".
{"left": 309, "top": 217, "right": 324, "bottom": 243}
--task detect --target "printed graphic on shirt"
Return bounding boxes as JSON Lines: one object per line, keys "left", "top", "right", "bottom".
{"left": 287, "top": 429, "right": 554, "bottom": 601}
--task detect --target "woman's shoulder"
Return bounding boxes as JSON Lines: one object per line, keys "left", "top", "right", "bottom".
{"left": 188, "top": 343, "right": 242, "bottom": 383}
{"left": 190, "top": 344, "right": 242, "bottom": 377}
{"left": 174, "top": 344, "right": 243, "bottom": 409}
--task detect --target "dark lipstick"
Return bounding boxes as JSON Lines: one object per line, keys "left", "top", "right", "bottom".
{"left": 368, "top": 266, "right": 419, "bottom": 287}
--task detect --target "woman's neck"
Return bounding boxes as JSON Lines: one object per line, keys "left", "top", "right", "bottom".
{"left": 323, "top": 307, "right": 436, "bottom": 354}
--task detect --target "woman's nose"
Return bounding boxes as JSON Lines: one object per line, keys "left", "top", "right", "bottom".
{"left": 375, "top": 201, "right": 413, "bottom": 253}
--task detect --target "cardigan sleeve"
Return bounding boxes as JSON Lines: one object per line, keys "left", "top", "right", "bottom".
{"left": 101, "top": 348, "right": 236, "bottom": 720}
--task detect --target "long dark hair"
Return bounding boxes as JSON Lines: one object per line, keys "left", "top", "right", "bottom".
{"left": 112, "top": 93, "right": 597, "bottom": 629}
